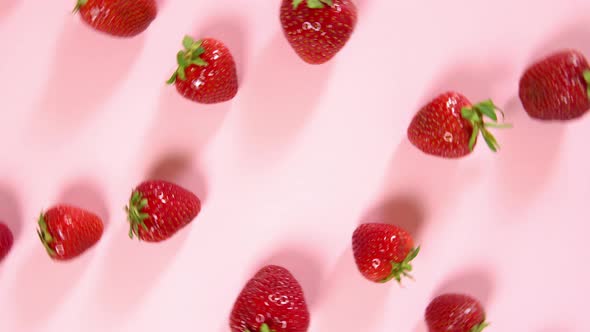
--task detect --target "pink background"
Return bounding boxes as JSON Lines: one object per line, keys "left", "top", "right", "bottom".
{"left": 0, "top": 0, "right": 589, "bottom": 331}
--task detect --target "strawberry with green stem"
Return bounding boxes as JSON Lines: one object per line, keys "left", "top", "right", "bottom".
{"left": 280, "top": 0, "right": 357, "bottom": 64}
{"left": 408, "top": 91, "right": 511, "bottom": 158}
{"left": 166, "top": 35, "right": 238, "bottom": 104}
{"left": 73, "top": 0, "right": 157, "bottom": 37}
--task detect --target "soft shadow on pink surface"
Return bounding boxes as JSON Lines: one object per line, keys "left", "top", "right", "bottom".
{"left": 58, "top": 179, "right": 110, "bottom": 228}
{"left": 432, "top": 266, "right": 495, "bottom": 306}
{"left": 536, "top": 326, "right": 573, "bottom": 332}
{"left": 260, "top": 247, "right": 323, "bottom": 309}
{"left": 316, "top": 249, "right": 388, "bottom": 331}
{"left": 0, "top": 0, "right": 19, "bottom": 22}
{"left": 0, "top": 183, "right": 22, "bottom": 242}
{"left": 146, "top": 86, "right": 230, "bottom": 165}
{"left": 423, "top": 61, "right": 510, "bottom": 104}
{"left": 12, "top": 244, "right": 96, "bottom": 329}
{"left": 237, "top": 34, "right": 332, "bottom": 163}
{"left": 96, "top": 225, "right": 191, "bottom": 324}
{"left": 148, "top": 154, "right": 209, "bottom": 203}
{"left": 30, "top": 18, "right": 144, "bottom": 142}
{"left": 381, "top": 139, "right": 466, "bottom": 217}
{"left": 194, "top": 13, "right": 249, "bottom": 85}
{"left": 495, "top": 97, "right": 563, "bottom": 211}
{"left": 530, "top": 16, "right": 590, "bottom": 59}
{"left": 361, "top": 195, "right": 426, "bottom": 240}
{"left": 412, "top": 321, "right": 428, "bottom": 332}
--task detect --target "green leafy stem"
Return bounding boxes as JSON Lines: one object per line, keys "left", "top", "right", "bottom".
{"left": 379, "top": 246, "right": 421, "bottom": 284}
{"left": 292, "top": 0, "right": 334, "bottom": 9}
{"left": 461, "top": 100, "right": 512, "bottom": 153}
{"left": 245, "top": 323, "right": 275, "bottom": 332}
{"left": 584, "top": 70, "right": 590, "bottom": 100}
{"left": 73, "top": 0, "right": 88, "bottom": 13}
{"left": 37, "top": 212, "right": 56, "bottom": 256}
{"left": 125, "top": 191, "right": 150, "bottom": 240}
{"left": 470, "top": 321, "right": 490, "bottom": 332}
{"left": 166, "top": 35, "right": 209, "bottom": 84}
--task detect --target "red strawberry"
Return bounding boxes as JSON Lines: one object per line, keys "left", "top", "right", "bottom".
{"left": 230, "top": 265, "right": 310, "bottom": 332}
{"left": 74, "top": 0, "right": 157, "bottom": 38}
{"left": 408, "top": 91, "right": 510, "bottom": 158}
{"left": 126, "top": 180, "right": 201, "bottom": 242}
{"left": 425, "top": 293, "right": 489, "bottom": 332}
{"left": 352, "top": 223, "right": 419, "bottom": 283}
{"left": 0, "top": 223, "right": 14, "bottom": 262}
{"left": 280, "top": 0, "right": 357, "bottom": 64}
{"left": 166, "top": 36, "right": 238, "bottom": 104}
{"left": 519, "top": 49, "right": 590, "bottom": 120}
{"left": 37, "top": 205, "right": 104, "bottom": 261}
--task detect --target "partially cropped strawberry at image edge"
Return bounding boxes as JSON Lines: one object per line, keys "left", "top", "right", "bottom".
{"left": 126, "top": 180, "right": 201, "bottom": 242}
{"left": 280, "top": 0, "right": 357, "bottom": 64}
{"left": 425, "top": 293, "right": 489, "bottom": 332}
{"left": 229, "top": 265, "right": 310, "bottom": 332}
{"left": 352, "top": 223, "right": 420, "bottom": 283}
{"left": 519, "top": 49, "right": 590, "bottom": 120}
{"left": 73, "top": 0, "right": 157, "bottom": 37}
{"left": 0, "top": 223, "right": 14, "bottom": 262}
{"left": 407, "top": 92, "right": 511, "bottom": 158}
{"left": 37, "top": 205, "right": 104, "bottom": 261}
{"left": 166, "top": 35, "right": 238, "bottom": 104}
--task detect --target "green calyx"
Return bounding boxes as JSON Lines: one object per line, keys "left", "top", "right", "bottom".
{"left": 72, "top": 0, "right": 88, "bottom": 13}
{"left": 583, "top": 70, "right": 590, "bottom": 100}
{"left": 379, "top": 246, "right": 421, "bottom": 284}
{"left": 166, "top": 35, "right": 208, "bottom": 84}
{"left": 461, "top": 100, "right": 512, "bottom": 153}
{"left": 37, "top": 213, "right": 56, "bottom": 257}
{"left": 292, "top": 0, "right": 333, "bottom": 9}
{"left": 469, "top": 321, "right": 490, "bottom": 332}
{"left": 125, "top": 190, "right": 150, "bottom": 240}
{"left": 245, "top": 324, "right": 275, "bottom": 332}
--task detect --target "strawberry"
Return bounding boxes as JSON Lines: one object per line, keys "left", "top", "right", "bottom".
{"left": 519, "top": 49, "right": 590, "bottom": 120}
{"left": 73, "top": 0, "right": 157, "bottom": 38}
{"left": 126, "top": 180, "right": 201, "bottom": 242}
{"left": 280, "top": 0, "right": 357, "bottom": 64}
{"left": 229, "top": 265, "right": 310, "bottom": 332}
{"left": 425, "top": 293, "right": 489, "bottom": 332}
{"left": 0, "top": 223, "right": 14, "bottom": 262}
{"left": 352, "top": 223, "right": 419, "bottom": 283}
{"left": 37, "top": 205, "right": 104, "bottom": 261}
{"left": 407, "top": 91, "right": 510, "bottom": 158}
{"left": 166, "top": 36, "right": 238, "bottom": 104}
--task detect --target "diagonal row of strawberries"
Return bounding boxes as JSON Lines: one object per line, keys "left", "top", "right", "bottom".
{"left": 1, "top": 0, "right": 589, "bottom": 331}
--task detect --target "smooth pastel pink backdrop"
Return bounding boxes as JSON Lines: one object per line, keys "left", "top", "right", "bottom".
{"left": 1, "top": 0, "right": 589, "bottom": 331}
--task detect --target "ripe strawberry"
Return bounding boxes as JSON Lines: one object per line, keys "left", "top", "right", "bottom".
{"left": 519, "top": 49, "right": 590, "bottom": 120}
{"left": 425, "top": 293, "right": 489, "bottom": 332}
{"left": 407, "top": 91, "right": 510, "bottom": 158}
{"left": 166, "top": 36, "right": 238, "bottom": 104}
{"left": 126, "top": 180, "right": 201, "bottom": 242}
{"left": 352, "top": 223, "right": 419, "bottom": 283}
{"left": 230, "top": 265, "right": 310, "bottom": 332}
{"left": 0, "top": 223, "right": 14, "bottom": 262}
{"left": 37, "top": 205, "right": 104, "bottom": 261}
{"left": 280, "top": 0, "right": 357, "bottom": 64}
{"left": 74, "top": 0, "right": 157, "bottom": 37}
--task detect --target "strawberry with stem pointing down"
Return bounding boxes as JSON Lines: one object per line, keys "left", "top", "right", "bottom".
{"left": 167, "top": 35, "right": 238, "bottom": 104}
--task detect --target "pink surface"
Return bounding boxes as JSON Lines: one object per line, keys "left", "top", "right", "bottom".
{"left": 0, "top": 0, "right": 589, "bottom": 331}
